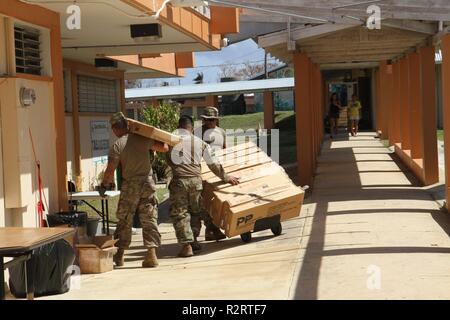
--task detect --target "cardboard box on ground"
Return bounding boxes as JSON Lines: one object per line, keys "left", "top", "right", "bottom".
{"left": 201, "top": 142, "right": 304, "bottom": 238}
{"left": 127, "top": 118, "right": 181, "bottom": 146}
{"left": 76, "top": 236, "right": 118, "bottom": 274}
{"left": 55, "top": 224, "right": 118, "bottom": 274}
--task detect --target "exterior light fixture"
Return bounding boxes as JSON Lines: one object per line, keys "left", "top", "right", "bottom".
{"left": 20, "top": 87, "right": 36, "bottom": 107}
{"left": 221, "top": 37, "right": 230, "bottom": 48}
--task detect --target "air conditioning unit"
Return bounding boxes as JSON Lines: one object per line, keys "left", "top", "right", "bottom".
{"left": 130, "top": 23, "right": 162, "bottom": 41}
{"left": 170, "top": 0, "right": 208, "bottom": 7}
{"left": 95, "top": 58, "right": 118, "bottom": 71}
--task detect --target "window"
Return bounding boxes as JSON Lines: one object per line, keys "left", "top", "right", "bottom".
{"left": 77, "top": 75, "right": 119, "bottom": 113}
{"left": 14, "top": 25, "right": 42, "bottom": 75}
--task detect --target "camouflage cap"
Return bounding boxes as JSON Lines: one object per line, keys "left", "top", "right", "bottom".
{"left": 201, "top": 106, "right": 219, "bottom": 119}
{"left": 110, "top": 112, "right": 127, "bottom": 126}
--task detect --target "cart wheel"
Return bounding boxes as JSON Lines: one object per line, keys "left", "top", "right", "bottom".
{"left": 271, "top": 223, "right": 282, "bottom": 236}
{"left": 240, "top": 232, "right": 252, "bottom": 243}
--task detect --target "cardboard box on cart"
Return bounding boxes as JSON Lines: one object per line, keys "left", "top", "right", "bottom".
{"left": 201, "top": 147, "right": 274, "bottom": 222}
{"left": 201, "top": 141, "right": 304, "bottom": 237}
{"left": 76, "top": 236, "right": 118, "bottom": 274}
{"left": 221, "top": 186, "right": 304, "bottom": 237}
{"left": 204, "top": 166, "right": 293, "bottom": 227}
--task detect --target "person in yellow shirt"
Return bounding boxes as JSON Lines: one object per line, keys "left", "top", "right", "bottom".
{"left": 347, "top": 94, "right": 362, "bottom": 136}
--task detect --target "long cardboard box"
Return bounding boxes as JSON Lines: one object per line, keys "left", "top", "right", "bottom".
{"left": 127, "top": 118, "right": 181, "bottom": 147}
{"left": 222, "top": 186, "right": 304, "bottom": 237}
{"left": 201, "top": 141, "right": 304, "bottom": 238}
{"left": 211, "top": 174, "right": 294, "bottom": 228}
{"left": 202, "top": 150, "right": 271, "bottom": 174}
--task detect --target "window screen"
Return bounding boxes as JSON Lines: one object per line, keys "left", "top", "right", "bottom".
{"left": 14, "top": 25, "right": 42, "bottom": 75}
{"left": 78, "top": 75, "right": 119, "bottom": 113}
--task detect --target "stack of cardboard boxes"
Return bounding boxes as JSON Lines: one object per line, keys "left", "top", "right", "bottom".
{"left": 201, "top": 141, "right": 304, "bottom": 238}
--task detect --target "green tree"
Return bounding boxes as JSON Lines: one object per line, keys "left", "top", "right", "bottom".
{"left": 142, "top": 101, "right": 180, "bottom": 181}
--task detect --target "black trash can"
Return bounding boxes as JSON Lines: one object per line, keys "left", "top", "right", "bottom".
{"left": 8, "top": 239, "right": 76, "bottom": 298}
{"left": 47, "top": 211, "right": 87, "bottom": 228}
{"left": 86, "top": 217, "right": 100, "bottom": 237}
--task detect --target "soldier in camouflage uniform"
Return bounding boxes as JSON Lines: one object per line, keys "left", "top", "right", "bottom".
{"left": 101, "top": 112, "right": 169, "bottom": 268}
{"left": 193, "top": 107, "right": 228, "bottom": 241}
{"left": 167, "top": 115, "right": 239, "bottom": 257}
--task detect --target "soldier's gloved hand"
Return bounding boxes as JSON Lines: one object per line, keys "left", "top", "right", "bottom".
{"left": 97, "top": 184, "right": 107, "bottom": 198}
{"left": 97, "top": 183, "right": 115, "bottom": 198}
{"left": 227, "top": 176, "right": 240, "bottom": 186}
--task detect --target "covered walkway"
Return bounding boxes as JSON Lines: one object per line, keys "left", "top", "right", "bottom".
{"left": 36, "top": 132, "right": 450, "bottom": 300}
{"left": 291, "top": 132, "right": 450, "bottom": 299}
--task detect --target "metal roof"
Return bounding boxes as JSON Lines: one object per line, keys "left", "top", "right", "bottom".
{"left": 125, "top": 78, "right": 294, "bottom": 100}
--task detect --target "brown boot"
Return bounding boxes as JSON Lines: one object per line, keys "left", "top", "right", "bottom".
{"left": 205, "top": 225, "right": 226, "bottom": 241}
{"left": 113, "top": 248, "right": 125, "bottom": 267}
{"left": 142, "top": 247, "right": 159, "bottom": 268}
{"left": 178, "top": 244, "right": 194, "bottom": 257}
{"left": 191, "top": 240, "right": 202, "bottom": 252}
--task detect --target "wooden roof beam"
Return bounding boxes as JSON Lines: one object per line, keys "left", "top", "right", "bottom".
{"left": 320, "top": 61, "right": 379, "bottom": 70}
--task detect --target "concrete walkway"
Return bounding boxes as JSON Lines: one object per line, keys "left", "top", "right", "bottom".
{"left": 35, "top": 132, "right": 450, "bottom": 300}
{"left": 291, "top": 132, "right": 450, "bottom": 299}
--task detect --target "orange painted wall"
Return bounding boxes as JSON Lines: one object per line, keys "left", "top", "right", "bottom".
{"left": 0, "top": 0, "right": 68, "bottom": 211}
{"left": 210, "top": 6, "right": 240, "bottom": 34}
{"left": 175, "top": 52, "right": 195, "bottom": 69}
{"left": 294, "top": 52, "right": 313, "bottom": 187}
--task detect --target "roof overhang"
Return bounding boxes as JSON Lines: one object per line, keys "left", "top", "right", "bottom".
{"left": 26, "top": 0, "right": 225, "bottom": 77}
{"left": 106, "top": 52, "right": 194, "bottom": 79}
{"left": 218, "top": 0, "right": 450, "bottom": 70}
{"left": 260, "top": 24, "right": 431, "bottom": 69}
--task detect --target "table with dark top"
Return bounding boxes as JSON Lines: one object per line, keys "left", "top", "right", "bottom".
{"left": 0, "top": 227, "right": 75, "bottom": 300}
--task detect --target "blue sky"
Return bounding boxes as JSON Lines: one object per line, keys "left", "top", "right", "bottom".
{"left": 142, "top": 39, "right": 282, "bottom": 86}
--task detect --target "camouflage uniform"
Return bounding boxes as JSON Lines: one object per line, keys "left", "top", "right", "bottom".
{"left": 115, "top": 176, "right": 161, "bottom": 248}
{"left": 108, "top": 113, "right": 161, "bottom": 249}
{"left": 167, "top": 129, "right": 229, "bottom": 244}
{"left": 193, "top": 107, "right": 227, "bottom": 235}
{"left": 168, "top": 176, "right": 203, "bottom": 243}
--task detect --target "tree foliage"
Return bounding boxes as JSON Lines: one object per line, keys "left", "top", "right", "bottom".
{"left": 142, "top": 102, "right": 180, "bottom": 181}
{"left": 218, "top": 61, "right": 280, "bottom": 80}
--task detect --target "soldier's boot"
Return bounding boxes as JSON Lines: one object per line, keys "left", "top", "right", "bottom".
{"left": 191, "top": 237, "right": 202, "bottom": 252}
{"left": 142, "top": 247, "right": 159, "bottom": 268}
{"left": 205, "top": 224, "right": 226, "bottom": 241}
{"left": 113, "top": 248, "right": 125, "bottom": 267}
{"left": 178, "top": 244, "right": 194, "bottom": 257}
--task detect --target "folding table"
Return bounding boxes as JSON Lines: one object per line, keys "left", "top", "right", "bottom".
{"left": 0, "top": 227, "right": 75, "bottom": 300}
{"left": 68, "top": 191, "right": 120, "bottom": 235}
